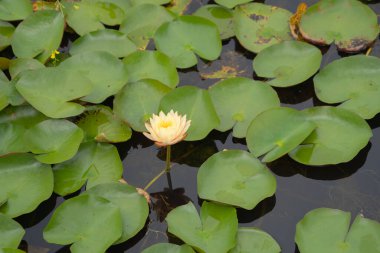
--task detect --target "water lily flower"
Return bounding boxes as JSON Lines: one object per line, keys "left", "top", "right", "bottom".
{"left": 143, "top": 110, "right": 191, "bottom": 147}
{"left": 50, "top": 49, "right": 60, "bottom": 59}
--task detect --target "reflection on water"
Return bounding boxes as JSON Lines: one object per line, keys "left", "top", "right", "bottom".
{"left": 20, "top": 0, "right": 380, "bottom": 252}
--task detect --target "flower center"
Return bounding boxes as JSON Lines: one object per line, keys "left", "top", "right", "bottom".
{"left": 159, "top": 120, "right": 173, "bottom": 128}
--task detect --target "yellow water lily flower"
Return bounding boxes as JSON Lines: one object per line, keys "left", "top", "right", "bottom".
{"left": 50, "top": 50, "right": 60, "bottom": 59}
{"left": 143, "top": 110, "right": 191, "bottom": 147}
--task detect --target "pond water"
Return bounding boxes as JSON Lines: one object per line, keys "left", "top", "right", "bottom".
{"left": 16, "top": 0, "right": 380, "bottom": 252}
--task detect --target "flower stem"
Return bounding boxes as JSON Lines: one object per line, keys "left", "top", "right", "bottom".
{"left": 165, "top": 145, "right": 171, "bottom": 173}
{"left": 144, "top": 168, "right": 166, "bottom": 191}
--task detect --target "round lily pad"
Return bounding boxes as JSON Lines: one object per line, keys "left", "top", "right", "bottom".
{"left": 24, "top": 119, "right": 84, "bottom": 164}
{"left": 198, "top": 150, "right": 276, "bottom": 210}
{"left": 296, "top": 208, "right": 380, "bottom": 253}
{"left": 193, "top": 5, "right": 234, "bottom": 40}
{"left": 253, "top": 41, "right": 322, "bottom": 87}
{"left": 0, "top": 0, "right": 32, "bottom": 21}
{"left": 154, "top": 15, "right": 222, "bottom": 68}
{"left": 299, "top": 0, "right": 379, "bottom": 52}
{"left": 209, "top": 77, "right": 280, "bottom": 138}
{"left": 229, "top": 227, "right": 281, "bottom": 253}
{"left": 159, "top": 86, "right": 220, "bottom": 141}
{"left": 246, "top": 107, "right": 316, "bottom": 163}
{"left": 233, "top": 3, "right": 293, "bottom": 53}
{"left": 114, "top": 79, "right": 171, "bottom": 132}
{"left": 142, "top": 243, "right": 195, "bottom": 253}
{"left": 0, "top": 214, "right": 25, "bottom": 249}
{"left": 0, "top": 153, "right": 53, "bottom": 218}
{"left": 289, "top": 106, "right": 372, "bottom": 165}
{"left": 43, "top": 194, "right": 123, "bottom": 253}
{"left": 123, "top": 50, "right": 179, "bottom": 88}
{"left": 166, "top": 201, "right": 238, "bottom": 253}
{"left": 69, "top": 29, "right": 137, "bottom": 58}
{"left": 314, "top": 55, "right": 380, "bottom": 119}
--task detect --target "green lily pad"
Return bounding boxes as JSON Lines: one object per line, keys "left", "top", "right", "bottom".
{"left": 43, "top": 194, "right": 123, "bottom": 253}
{"left": 119, "top": 4, "right": 174, "bottom": 49}
{"left": 142, "top": 243, "right": 195, "bottom": 253}
{"left": 234, "top": 3, "right": 292, "bottom": 53}
{"left": 215, "top": 0, "right": 252, "bottom": 9}
{"left": 0, "top": 21, "right": 14, "bottom": 51}
{"left": 69, "top": 29, "right": 137, "bottom": 58}
{"left": 159, "top": 86, "right": 220, "bottom": 141}
{"left": 62, "top": 0, "right": 125, "bottom": 36}
{"left": 193, "top": 5, "right": 234, "bottom": 40}
{"left": 114, "top": 79, "right": 171, "bottom": 132}
{"left": 85, "top": 182, "right": 149, "bottom": 244}
{"left": 53, "top": 142, "right": 123, "bottom": 196}
{"left": 15, "top": 68, "right": 93, "bottom": 118}
{"left": 77, "top": 105, "right": 132, "bottom": 143}
{"left": 246, "top": 107, "right": 316, "bottom": 163}
{"left": 59, "top": 51, "right": 128, "bottom": 103}
{"left": 209, "top": 77, "right": 280, "bottom": 138}
{"left": 295, "top": 208, "right": 380, "bottom": 253}
{"left": 289, "top": 106, "right": 372, "bottom": 165}
{"left": 314, "top": 55, "right": 380, "bottom": 119}
{"left": 11, "top": 10, "right": 64, "bottom": 63}
{"left": 0, "top": 71, "right": 10, "bottom": 111}
{"left": 8, "top": 58, "right": 45, "bottom": 79}
{"left": 229, "top": 227, "right": 281, "bottom": 253}
{"left": 0, "top": 214, "right": 25, "bottom": 249}
{"left": 123, "top": 50, "right": 179, "bottom": 88}
{"left": 253, "top": 41, "right": 322, "bottom": 87}
{"left": 166, "top": 0, "right": 192, "bottom": 15}
{"left": 154, "top": 15, "right": 222, "bottom": 68}
{"left": 299, "top": 0, "right": 379, "bottom": 52}
{"left": 24, "top": 119, "right": 84, "bottom": 164}
{"left": 0, "top": 0, "right": 32, "bottom": 21}
{"left": 198, "top": 150, "right": 276, "bottom": 210}
{"left": 129, "top": 0, "right": 171, "bottom": 5}
{"left": 0, "top": 249, "right": 25, "bottom": 253}
{"left": 166, "top": 201, "right": 238, "bottom": 253}
{"left": 0, "top": 153, "right": 53, "bottom": 218}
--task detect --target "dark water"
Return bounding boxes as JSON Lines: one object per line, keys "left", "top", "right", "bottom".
{"left": 16, "top": 0, "right": 380, "bottom": 252}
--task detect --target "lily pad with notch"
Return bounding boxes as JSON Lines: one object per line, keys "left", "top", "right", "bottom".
{"left": 198, "top": 150, "right": 277, "bottom": 210}
{"left": 314, "top": 55, "right": 380, "bottom": 119}
{"left": 166, "top": 201, "right": 238, "bottom": 253}
{"left": 154, "top": 15, "right": 222, "bottom": 68}
{"left": 296, "top": 208, "right": 380, "bottom": 253}
{"left": 246, "top": 107, "right": 316, "bottom": 163}
{"left": 209, "top": 77, "right": 280, "bottom": 138}
{"left": 233, "top": 3, "right": 293, "bottom": 53}
{"left": 289, "top": 106, "right": 372, "bottom": 165}
{"left": 299, "top": 0, "right": 379, "bottom": 52}
{"left": 253, "top": 41, "right": 322, "bottom": 87}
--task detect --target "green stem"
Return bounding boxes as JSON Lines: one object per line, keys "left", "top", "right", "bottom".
{"left": 144, "top": 168, "right": 166, "bottom": 191}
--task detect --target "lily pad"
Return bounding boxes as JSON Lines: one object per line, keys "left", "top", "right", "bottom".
{"left": 229, "top": 227, "right": 281, "bottom": 253}
{"left": 24, "top": 119, "right": 84, "bottom": 164}
{"left": 246, "top": 107, "right": 316, "bottom": 163}
{"left": 69, "top": 29, "right": 137, "bottom": 58}
{"left": 289, "top": 106, "right": 372, "bottom": 165}
{"left": 209, "top": 77, "right": 280, "bottom": 138}
{"left": 11, "top": 10, "right": 64, "bottom": 63}
{"left": 142, "top": 243, "right": 195, "bottom": 253}
{"left": 295, "top": 208, "right": 380, "bottom": 253}
{"left": 77, "top": 105, "right": 132, "bottom": 143}
{"left": 299, "top": 0, "right": 379, "bottom": 52}
{"left": 8, "top": 58, "right": 45, "bottom": 79}
{"left": 233, "top": 3, "right": 293, "bottom": 53}
{"left": 154, "top": 15, "right": 222, "bottom": 68}
{"left": 197, "top": 150, "right": 276, "bottom": 210}
{"left": 119, "top": 4, "right": 174, "bottom": 50}
{"left": 0, "top": 249, "right": 25, "bottom": 253}
{"left": 253, "top": 41, "right": 322, "bottom": 87}
{"left": 114, "top": 79, "right": 171, "bottom": 132}
{"left": 85, "top": 182, "right": 149, "bottom": 244}
{"left": 53, "top": 142, "right": 123, "bottom": 196}
{"left": 0, "top": 0, "right": 32, "bottom": 21}
{"left": 194, "top": 5, "right": 234, "bottom": 40}
{"left": 62, "top": 0, "right": 125, "bottom": 36}
{"left": 166, "top": 201, "right": 238, "bottom": 253}
{"left": 43, "top": 194, "right": 123, "bottom": 253}
{"left": 159, "top": 86, "right": 220, "bottom": 141}
{"left": 314, "top": 55, "right": 380, "bottom": 119}
{"left": 215, "top": 0, "right": 252, "bottom": 9}
{"left": 0, "top": 153, "right": 53, "bottom": 218}
{"left": 0, "top": 214, "right": 25, "bottom": 249}
{"left": 0, "top": 21, "right": 14, "bottom": 51}
{"left": 0, "top": 71, "right": 10, "bottom": 111}
{"left": 129, "top": 0, "right": 171, "bottom": 5}
{"left": 123, "top": 50, "right": 179, "bottom": 88}
{"left": 15, "top": 68, "right": 93, "bottom": 118}
{"left": 59, "top": 51, "right": 128, "bottom": 103}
